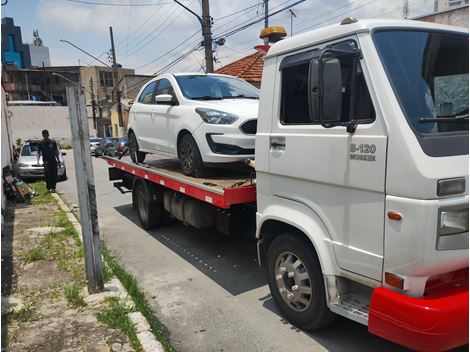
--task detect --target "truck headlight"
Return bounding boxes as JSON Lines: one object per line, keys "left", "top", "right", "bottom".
{"left": 439, "top": 208, "right": 469, "bottom": 236}
{"left": 195, "top": 108, "right": 238, "bottom": 124}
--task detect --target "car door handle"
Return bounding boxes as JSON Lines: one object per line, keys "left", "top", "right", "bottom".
{"left": 270, "top": 137, "right": 286, "bottom": 151}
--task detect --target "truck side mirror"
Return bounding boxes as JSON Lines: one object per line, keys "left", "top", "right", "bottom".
{"left": 309, "top": 58, "right": 342, "bottom": 125}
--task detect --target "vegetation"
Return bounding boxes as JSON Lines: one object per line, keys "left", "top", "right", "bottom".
{"left": 64, "top": 283, "right": 87, "bottom": 309}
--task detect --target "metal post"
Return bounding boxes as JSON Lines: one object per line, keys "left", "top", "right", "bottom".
{"left": 89, "top": 78, "right": 97, "bottom": 132}
{"left": 24, "top": 72, "right": 30, "bottom": 101}
{"left": 66, "top": 85, "right": 104, "bottom": 294}
{"left": 201, "top": 0, "right": 214, "bottom": 73}
{"left": 109, "top": 26, "right": 124, "bottom": 135}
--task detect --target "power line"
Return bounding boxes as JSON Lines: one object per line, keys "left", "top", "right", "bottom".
{"left": 216, "top": 2, "right": 260, "bottom": 21}
{"left": 154, "top": 45, "right": 200, "bottom": 74}
{"left": 135, "top": 29, "right": 200, "bottom": 70}
{"left": 65, "top": 0, "right": 173, "bottom": 6}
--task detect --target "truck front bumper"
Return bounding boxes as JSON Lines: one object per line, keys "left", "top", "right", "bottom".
{"left": 369, "top": 271, "right": 468, "bottom": 352}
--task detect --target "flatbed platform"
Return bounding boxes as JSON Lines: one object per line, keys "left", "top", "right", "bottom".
{"left": 104, "top": 156, "right": 257, "bottom": 209}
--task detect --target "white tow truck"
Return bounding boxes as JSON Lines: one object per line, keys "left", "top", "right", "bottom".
{"left": 107, "top": 18, "right": 469, "bottom": 351}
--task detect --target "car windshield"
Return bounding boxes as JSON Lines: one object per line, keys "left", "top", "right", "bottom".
{"left": 90, "top": 138, "right": 101, "bottom": 143}
{"left": 374, "top": 30, "right": 469, "bottom": 134}
{"left": 21, "top": 143, "right": 39, "bottom": 156}
{"left": 175, "top": 75, "right": 260, "bottom": 100}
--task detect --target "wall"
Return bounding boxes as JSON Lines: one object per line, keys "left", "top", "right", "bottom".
{"left": 8, "top": 105, "right": 94, "bottom": 146}
{"left": 416, "top": 6, "right": 468, "bottom": 27}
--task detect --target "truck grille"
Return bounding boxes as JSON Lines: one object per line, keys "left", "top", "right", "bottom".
{"left": 240, "top": 119, "right": 257, "bottom": 135}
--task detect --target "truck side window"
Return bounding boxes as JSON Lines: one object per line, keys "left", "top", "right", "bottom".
{"left": 280, "top": 46, "right": 375, "bottom": 125}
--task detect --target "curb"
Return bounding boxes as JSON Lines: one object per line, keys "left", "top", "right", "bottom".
{"left": 51, "top": 192, "right": 164, "bottom": 352}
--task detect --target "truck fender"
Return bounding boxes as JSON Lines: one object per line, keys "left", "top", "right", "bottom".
{"left": 257, "top": 203, "right": 338, "bottom": 277}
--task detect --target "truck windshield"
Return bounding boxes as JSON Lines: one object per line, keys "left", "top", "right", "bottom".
{"left": 374, "top": 30, "right": 469, "bottom": 135}
{"left": 175, "top": 75, "right": 259, "bottom": 101}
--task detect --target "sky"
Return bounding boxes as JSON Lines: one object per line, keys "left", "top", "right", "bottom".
{"left": 2, "top": 0, "right": 435, "bottom": 75}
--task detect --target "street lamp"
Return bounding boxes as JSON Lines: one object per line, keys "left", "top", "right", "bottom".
{"left": 59, "top": 39, "right": 111, "bottom": 68}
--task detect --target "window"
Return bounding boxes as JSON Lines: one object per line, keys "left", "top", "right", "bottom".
{"left": 280, "top": 41, "right": 375, "bottom": 125}
{"left": 99, "top": 71, "right": 114, "bottom": 87}
{"left": 155, "top": 79, "right": 175, "bottom": 96}
{"left": 138, "top": 81, "right": 157, "bottom": 104}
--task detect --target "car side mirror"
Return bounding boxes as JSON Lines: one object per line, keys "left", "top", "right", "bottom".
{"left": 309, "top": 57, "right": 342, "bottom": 125}
{"left": 155, "top": 94, "right": 174, "bottom": 105}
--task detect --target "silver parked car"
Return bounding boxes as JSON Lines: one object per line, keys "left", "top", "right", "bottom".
{"left": 90, "top": 137, "right": 102, "bottom": 155}
{"left": 15, "top": 140, "right": 67, "bottom": 180}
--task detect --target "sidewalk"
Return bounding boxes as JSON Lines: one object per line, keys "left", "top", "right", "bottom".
{"left": 1, "top": 182, "right": 136, "bottom": 352}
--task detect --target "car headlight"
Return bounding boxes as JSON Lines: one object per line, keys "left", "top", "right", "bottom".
{"left": 439, "top": 208, "right": 469, "bottom": 236}
{"left": 195, "top": 108, "right": 238, "bottom": 124}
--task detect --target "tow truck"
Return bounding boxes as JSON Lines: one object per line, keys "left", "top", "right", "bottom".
{"left": 106, "top": 18, "right": 469, "bottom": 351}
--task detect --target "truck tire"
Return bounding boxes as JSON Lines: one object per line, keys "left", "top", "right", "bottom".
{"left": 134, "top": 182, "right": 163, "bottom": 230}
{"left": 129, "top": 131, "right": 146, "bottom": 163}
{"left": 178, "top": 134, "right": 206, "bottom": 177}
{"left": 266, "top": 233, "right": 335, "bottom": 330}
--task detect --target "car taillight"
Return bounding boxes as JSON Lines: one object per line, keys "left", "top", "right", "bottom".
{"left": 119, "top": 145, "right": 124, "bottom": 152}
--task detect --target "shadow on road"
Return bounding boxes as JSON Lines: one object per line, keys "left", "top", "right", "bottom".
{"left": 114, "top": 204, "right": 266, "bottom": 296}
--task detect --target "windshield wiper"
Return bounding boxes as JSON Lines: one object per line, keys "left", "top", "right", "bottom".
{"left": 191, "top": 96, "right": 223, "bottom": 100}
{"left": 419, "top": 114, "right": 469, "bottom": 123}
{"left": 223, "top": 94, "right": 259, "bottom": 99}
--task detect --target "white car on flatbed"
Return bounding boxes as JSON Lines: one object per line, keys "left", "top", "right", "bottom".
{"left": 128, "top": 73, "right": 259, "bottom": 176}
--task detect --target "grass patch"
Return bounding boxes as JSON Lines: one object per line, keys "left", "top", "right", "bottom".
{"left": 29, "top": 182, "right": 54, "bottom": 204}
{"left": 23, "top": 248, "right": 46, "bottom": 263}
{"left": 96, "top": 297, "right": 142, "bottom": 352}
{"left": 9, "top": 302, "right": 36, "bottom": 323}
{"left": 64, "top": 282, "right": 87, "bottom": 309}
{"left": 102, "top": 248, "right": 176, "bottom": 352}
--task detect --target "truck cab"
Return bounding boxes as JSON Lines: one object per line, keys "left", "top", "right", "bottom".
{"left": 256, "top": 18, "right": 468, "bottom": 351}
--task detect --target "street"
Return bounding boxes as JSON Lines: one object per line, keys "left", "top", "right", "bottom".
{"left": 56, "top": 152, "right": 409, "bottom": 352}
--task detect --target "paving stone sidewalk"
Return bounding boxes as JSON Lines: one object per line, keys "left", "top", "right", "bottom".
{"left": 1, "top": 192, "right": 136, "bottom": 352}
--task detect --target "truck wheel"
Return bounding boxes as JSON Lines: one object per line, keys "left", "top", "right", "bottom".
{"left": 134, "top": 182, "right": 162, "bottom": 230}
{"left": 178, "top": 134, "right": 206, "bottom": 177}
{"left": 266, "top": 233, "right": 335, "bottom": 330}
{"left": 129, "top": 131, "right": 146, "bottom": 163}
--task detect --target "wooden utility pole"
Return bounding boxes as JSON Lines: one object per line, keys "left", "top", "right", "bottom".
{"left": 264, "top": 0, "right": 269, "bottom": 28}
{"left": 109, "top": 26, "right": 123, "bottom": 134}
{"left": 201, "top": 0, "right": 214, "bottom": 73}
{"left": 66, "top": 85, "right": 104, "bottom": 294}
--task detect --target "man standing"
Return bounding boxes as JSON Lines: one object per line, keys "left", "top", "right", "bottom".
{"left": 37, "top": 129, "right": 61, "bottom": 192}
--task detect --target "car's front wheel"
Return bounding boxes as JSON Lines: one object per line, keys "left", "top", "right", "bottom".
{"left": 178, "top": 134, "right": 205, "bottom": 177}
{"left": 129, "top": 131, "right": 146, "bottom": 163}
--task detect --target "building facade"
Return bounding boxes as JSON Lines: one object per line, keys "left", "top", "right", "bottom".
{"left": 29, "top": 30, "right": 51, "bottom": 67}
{"left": 1, "top": 17, "right": 31, "bottom": 68}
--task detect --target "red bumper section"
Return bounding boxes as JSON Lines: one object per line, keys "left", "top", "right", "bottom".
{"left": 369, "top": 271, "right": 468, "bottom": 352}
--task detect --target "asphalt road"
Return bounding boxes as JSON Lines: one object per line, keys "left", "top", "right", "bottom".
{"left": 56, "top": 152, "right": 411, "bottom": 352}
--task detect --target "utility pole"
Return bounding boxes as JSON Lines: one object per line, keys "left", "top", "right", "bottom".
{"left": 264, "top": 0, "right": 269, "bottom": 28}
{"left": 89, "top": 78, "right": 97, "bottom": 133}
{"left": 289, "top": 9, "right": 296, "bottom": 36}
{"left": 109, "top": 26, "right": 124, "bottom": 135}
{"left": 173, "top": 0, "right": 214, "bottom": 73}
{"left": 402, "top": 0, "right": 409, "bottom": 19}
{"left": 66, "top": 85, "right": 104, "bottom": 294}
{"left": 201, "top": 0, "right": 214, "bottom": 73}
{"left": 24, "top": 72, "right": 30, "bottom": 100}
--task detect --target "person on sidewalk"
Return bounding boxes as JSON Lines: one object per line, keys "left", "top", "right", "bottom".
{"left": 36, "top": 129, "right": 61, "bottom": 192}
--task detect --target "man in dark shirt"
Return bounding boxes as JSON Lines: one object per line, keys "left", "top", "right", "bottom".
{"left": 36, "top": 129, "right": 61, "bottom": 192}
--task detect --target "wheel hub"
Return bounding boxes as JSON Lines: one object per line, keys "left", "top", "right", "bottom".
{"left": 180, "top": 141, "right": 193, "bottom": 171}
{"left": 275, "top": 251, "right": 312, "bottom": 312}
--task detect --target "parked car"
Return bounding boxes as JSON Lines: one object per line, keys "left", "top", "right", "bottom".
{"left": 112, "top": 137, "right": 128, "bottom": 158}
{"left": 128, "top": 73, "right": 259, "bottom": 176}
{"left": 15, "top": 140, "right": 67, "bottom": 180}
{"left": 90, "top": 138, "right": 102, "bottom": 155}
{"left": 94, "top": 137, "right": 118, "bottom": 157}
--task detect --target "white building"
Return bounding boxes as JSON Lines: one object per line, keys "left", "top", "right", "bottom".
{"left": 435, "top": 0, "right": 469, "bottom": 11}
{"left": 29, "top": 30, "right": 50, "bottom": 67}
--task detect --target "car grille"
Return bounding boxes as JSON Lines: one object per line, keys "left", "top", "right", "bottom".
{"left": 240, "top": 119, "right": 257, "bottom": 135}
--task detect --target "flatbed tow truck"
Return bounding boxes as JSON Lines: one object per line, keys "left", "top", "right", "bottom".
{"left": 106, "top": 18, "right": 468, "bottom": 352}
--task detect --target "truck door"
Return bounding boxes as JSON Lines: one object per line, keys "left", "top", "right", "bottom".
{"left": 269, "top": 38, "right": 388, "bottom": 281}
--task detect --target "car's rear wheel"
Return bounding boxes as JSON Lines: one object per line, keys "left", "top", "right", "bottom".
{"left": 178, "top": 134, "right": 205, "bottom": 177}
{"left": 129, "top": 131, "right": 146, "bottom": 163}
